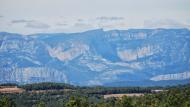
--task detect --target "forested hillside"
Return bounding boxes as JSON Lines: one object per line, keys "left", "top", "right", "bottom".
{"left": 0, "top": 83, "right": 190, "bottom": 107}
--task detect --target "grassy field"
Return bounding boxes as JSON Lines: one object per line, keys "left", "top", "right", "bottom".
{"left": 104, "top": 93, "right": 144, "bottom": 99}
{"left": 0, "top": 86, "right": 25, "bottom": 93}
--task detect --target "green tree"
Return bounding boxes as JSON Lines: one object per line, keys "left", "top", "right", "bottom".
{"left": 116, "top": 96, "right": 133, "bottom": 107}
{"left": 66, "top": 96, "right": 81, "bottom": 107}
{"left": 183, "top": 101, "right": 190, "bottom": 107}
{"left": 96, "top": 103, "right": 110, "bottom": 107}
{"left": 36, "top": 101, "right": 45, "bottom": 107}
{"left": 105, "top": 97, "right": 117, "bottom": 107}
{"left": 0, "top": 96, "right": 16, "bottom": 107}
{"left": 80, "top": 96, "right": 89, "bottom": 107}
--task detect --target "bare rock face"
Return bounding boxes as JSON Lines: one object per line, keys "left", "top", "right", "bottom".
{"left": 0, "top": 29, "right": 190, "bottom": 86}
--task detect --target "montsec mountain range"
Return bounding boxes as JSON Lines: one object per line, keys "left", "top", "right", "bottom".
{"left": 0, "top": 28, "right": 190, "bottom": 86}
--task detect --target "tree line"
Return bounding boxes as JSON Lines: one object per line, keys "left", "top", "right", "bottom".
{"left": 0, "top": 83, "right": 190, "bottom": 107}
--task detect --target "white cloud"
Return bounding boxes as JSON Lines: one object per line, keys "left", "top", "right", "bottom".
{"left": 25, "top": 21, "right": 50, "bottom": 29}
{"left": 77, "top": 19, "right": 84, "bottom": 22}
{"left": 144, "top": 19, "right": 190, "bottom": 28}
{"left": 56, "top": 23, "right": 68, "bottom": 26}
{"left": 1, "top": 16, "right": 190, "bottom": 34}
{"left": 65, "top": 17, "right": 128, "bottom": 31}
{"left": 73, "top": 23, "right": 93, "bottom": 28}
{"left": 11, "top": 19, "right": 33, "bottom": 24}
{"left": 9, "top": 19, "right": 51, "bottom": 29}
{"left": 96, "top": 16, "right": 125, "bottom": 21}
{"left": 0, "top": 0, "right": 190, "bottom": 34}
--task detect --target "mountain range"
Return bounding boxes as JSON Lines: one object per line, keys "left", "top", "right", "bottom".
{"left": 0, "top": 28, "right": 190, "bottom": 86}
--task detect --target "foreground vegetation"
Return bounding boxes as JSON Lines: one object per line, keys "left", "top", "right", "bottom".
{"left": 0, "top": 83, "right": 190, "bottom": 107}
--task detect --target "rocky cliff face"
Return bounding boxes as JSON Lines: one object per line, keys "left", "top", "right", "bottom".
{"left": 0, "top": 29, "right": 190, "bottom": 86}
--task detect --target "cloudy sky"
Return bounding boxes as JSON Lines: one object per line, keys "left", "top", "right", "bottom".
{"left": 0, "top": 0, "right": 190, "bottom": 34}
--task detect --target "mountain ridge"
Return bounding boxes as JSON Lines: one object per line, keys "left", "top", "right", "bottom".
{"left": 0, "top": 28, "right": 190, "bottom": 86}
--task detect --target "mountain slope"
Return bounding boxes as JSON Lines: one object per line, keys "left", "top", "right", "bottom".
{"left": 0, "top": 29, "right": 190, "bottom": 86}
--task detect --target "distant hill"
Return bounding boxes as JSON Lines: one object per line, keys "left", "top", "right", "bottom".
{"left": 0, "top": 28, "right": 190, "bottom": 86}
